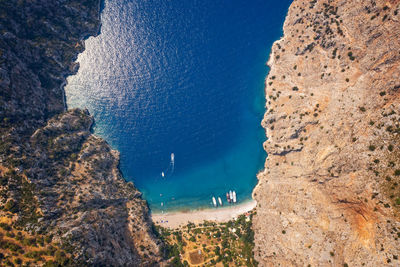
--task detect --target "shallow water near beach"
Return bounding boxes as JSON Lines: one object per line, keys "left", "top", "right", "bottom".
{"left": 65, "top": 0, "right": 291, "bottom": 212}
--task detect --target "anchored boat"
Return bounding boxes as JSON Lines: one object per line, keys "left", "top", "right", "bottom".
{"left": 218, "top": 197, "right": 223, "bottom": 206}
{"left": 212, "top": 197, "right": 217, "bottom": 207}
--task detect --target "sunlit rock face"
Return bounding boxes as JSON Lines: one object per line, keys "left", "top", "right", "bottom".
{"left": 254, "top": 0, "right": 400, "bottom": 266}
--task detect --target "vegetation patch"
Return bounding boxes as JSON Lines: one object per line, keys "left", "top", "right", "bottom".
{"left": 155, "top": 211, "right": 258, "bottom": 266}
{"left": 0, "top": 215, "right": 71, "bottom": 266}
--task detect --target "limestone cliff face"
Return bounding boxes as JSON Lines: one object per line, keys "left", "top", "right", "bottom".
{"left": 28, "top": 109, "right": 163, "bottom": 265}
{"left": 0, "top": 0, "right": 163, "bottom": 265}
{"left": 253, "top": 0, "right": 400, "bottom": 266}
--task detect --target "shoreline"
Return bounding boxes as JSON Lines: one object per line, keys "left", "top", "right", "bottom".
{"left": 151, "top": 199, "right": 257, "bottom": 229}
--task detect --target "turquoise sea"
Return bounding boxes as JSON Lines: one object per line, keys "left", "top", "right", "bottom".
{"left": 65, "top": 0, "right": 291, "bottom": 212}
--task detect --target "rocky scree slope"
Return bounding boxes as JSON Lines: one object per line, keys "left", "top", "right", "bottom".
{"left": 254, "top": 0, "right": 400, "bottom": 266}
{"left": 0, "top": 0, "right": 163, "bottom": 265}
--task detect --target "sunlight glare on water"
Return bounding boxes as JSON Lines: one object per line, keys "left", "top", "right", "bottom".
{"left": 65, "top": 0, "right": 291, "bottom": 211}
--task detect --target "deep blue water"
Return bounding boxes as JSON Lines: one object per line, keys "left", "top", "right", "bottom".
{"left": 65, "top": 0, "right": 291, "bottom": 212}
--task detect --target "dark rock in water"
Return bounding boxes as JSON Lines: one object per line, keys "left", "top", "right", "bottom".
{"left": 0, "top": 0, "right": 163, "bottom": 265}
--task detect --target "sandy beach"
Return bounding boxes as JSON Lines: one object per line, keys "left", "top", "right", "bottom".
{"left": 151, "top": 199, "right": 257, "bottom": 228}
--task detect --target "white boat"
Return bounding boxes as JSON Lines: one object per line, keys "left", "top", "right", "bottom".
{"left": 218, "top": 197, "right": 223, "bottom": 206}
{"left": 229, "top": 190, "right": 233, "bottom": 200}
{"left": 170, "top": 153, "right": 175, "bottom": 173}
{"left": 232, "top": 191, "right": 237, "bottom": 203}
{"left": 161, "top": 172, "right": 165, "bottom": 177}
{"left": 212, "top": 197, "right": 217, "bottom": 207}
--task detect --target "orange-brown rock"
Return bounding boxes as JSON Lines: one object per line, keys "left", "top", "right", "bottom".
{"left": 253, "top": 0, "right": 400, "bottom": 266}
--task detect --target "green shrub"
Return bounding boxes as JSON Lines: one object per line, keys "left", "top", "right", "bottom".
{"left": 0, "top": 222, "right": 11, "bottom": 231}
{"left": 4, "top": 241, "right": 22, "bottom": 252}
{"left": 43, "top": 261, "right": 58, "bottom": 267}
{"left": 22, "top": 237, "right": 37, "bottom": 247}
{"left": 4, "top": 200, "right": 18, "bottom": 213}
{"left": 6, "top": 232, "right": 15, "bottom": 238}
{"left": 25, "top": 250, "right": 44, "bottom": 259}
{"left": 347, "top": 52, "right": 355, "bottom": 61}
{"left": 0, "top": 176, "right": 7, "bottom": 186}
{"left": 16, "top": 232, "right": 23, "bottom": 241}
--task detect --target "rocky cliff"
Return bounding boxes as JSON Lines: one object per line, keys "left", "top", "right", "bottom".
{"left": 0, "top": 0, "right": 162, "bottom": 265}
{"left": 253, "top": 0, "right": 400, "bottom": 266}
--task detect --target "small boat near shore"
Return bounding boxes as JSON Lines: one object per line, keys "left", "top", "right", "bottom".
{"left": 212, "top": 196, "right": 217, "bottom": 207}
{"left": 232, "top": 191, "right": 237, "bottom": 203}
{"left": 218, "top": 197, "right": 222, "bottom": 206}
{"left": 226, "top": 192, "right": 231, "bottom": 203}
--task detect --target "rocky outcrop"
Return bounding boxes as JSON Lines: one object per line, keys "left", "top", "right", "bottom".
{"left": 254, "top": 0, "right": 400, "bottom": 266}
{"left": 0, "top": 0, "right": 163, "bottom": 265}
{"left": 0, "top": 0, "right": 101, "bottom": 141}
{"left": 27, "top": 109, "right": 162, "bottom": 265}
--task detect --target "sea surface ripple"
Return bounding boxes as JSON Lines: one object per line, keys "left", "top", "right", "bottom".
{"left": 65, "top": 0, "right": 291, "bottom": 211}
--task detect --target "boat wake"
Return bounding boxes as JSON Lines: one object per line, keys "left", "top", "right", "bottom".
{"left": 161, "top": 152, "right": 175, "bottom": 178}
{"left": 170, "top": 153, "right": 175, "bottom": 174}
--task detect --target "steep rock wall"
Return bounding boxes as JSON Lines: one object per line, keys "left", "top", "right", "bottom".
{"left": 0, "top": 0, "right": 163, "bottom": 265}
{"left": 254, "top": 0, "right": 400, "bottom": 266}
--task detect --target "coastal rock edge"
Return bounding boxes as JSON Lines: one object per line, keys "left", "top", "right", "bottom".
{"left": 254, "top": 0, "right": 400, "bottom": 266}
{"left": 0, "top": 0, "right": 163, "bottom": 265}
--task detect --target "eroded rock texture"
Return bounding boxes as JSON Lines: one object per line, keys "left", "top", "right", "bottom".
{"left": 0, "top": 0, "right": 163, "bottom": 265}
{"left": 254, "top": 0, "right": 400, "bottom": 266}
{"left": 27, "top": 109, "right": 163, "bottom": 265}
